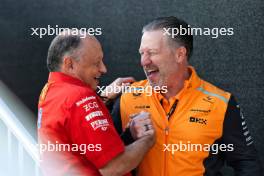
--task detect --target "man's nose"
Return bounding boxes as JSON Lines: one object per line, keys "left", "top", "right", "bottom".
{"left": 141, "top": 54, "right": 152, "bottom": 67}
{"left": 100, "top": 62, "right": 107, "bottom": 74}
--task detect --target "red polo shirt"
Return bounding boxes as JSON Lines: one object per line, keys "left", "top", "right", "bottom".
{"left": 38, "top": 72, "right": 129, "bottom": 176}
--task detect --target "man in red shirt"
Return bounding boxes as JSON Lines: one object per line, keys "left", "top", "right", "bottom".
{"left": 37, "top": 31, "right": 155, "bottom": 176}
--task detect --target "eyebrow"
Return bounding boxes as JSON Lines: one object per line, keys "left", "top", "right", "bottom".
{"left": 139, "top": 48, "right": 158, "bottom": 53}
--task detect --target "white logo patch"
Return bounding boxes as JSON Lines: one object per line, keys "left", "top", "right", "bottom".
{"left": 85, "top": 111, "right": 104, "bottom": 121}
{"left": 76, "top": 96, "right": 96, "bottom": 106}
{"left": 83, "top": 102, "right": 99, "bottom": 112}
{"left": 90, "top": 119, "right": 109, "bottom": 130}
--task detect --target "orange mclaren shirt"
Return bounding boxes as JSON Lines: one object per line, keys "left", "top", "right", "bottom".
{"left": 38, "top": 72, "right": 131, "bottom": 176}
{"left": 119, "top": 67, "right": 231, "bottom": 176}
{"left": 113, "top": 67, "right": 260, "bottom": 176}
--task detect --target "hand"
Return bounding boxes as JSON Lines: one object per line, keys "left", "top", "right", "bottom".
{"left": 129, "top": 111, "right": 155, "bottom": 140}
{"left": 129, "top": 112, "right": 156, "bottom": 147}
{"left": 100, "top": 77, "right": 135, "bottom": 99}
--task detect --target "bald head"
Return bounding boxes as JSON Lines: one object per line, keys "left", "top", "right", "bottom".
{"left": 47, "top": 32, "right": 98, "bottom": 72}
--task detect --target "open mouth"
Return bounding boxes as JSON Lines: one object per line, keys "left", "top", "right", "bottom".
{"left": 146, "top": 69, "right": 159, "bottom": 77}
{"left": 94, "top": 76, "right": 101, "bottom": 82}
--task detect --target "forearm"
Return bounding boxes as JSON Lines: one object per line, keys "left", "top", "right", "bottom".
{"left": 99, "top": 136, "right": 153, "bottom": 176}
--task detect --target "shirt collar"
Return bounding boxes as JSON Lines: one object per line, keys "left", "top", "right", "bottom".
{"left": 156, "top": 66, "right": 201, "bottom": 102}
{"left": 184, "top": 66, "right": 201, "bottom": 91}
{"left": 48, "top": 72, "right": 89, "bottom": 87}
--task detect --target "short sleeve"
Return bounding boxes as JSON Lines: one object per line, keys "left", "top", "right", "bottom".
{"left": 68, "top": 94, "right": 125, "bottom": 169}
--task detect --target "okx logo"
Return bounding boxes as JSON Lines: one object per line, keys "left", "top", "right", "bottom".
{"left": 189, "top": 117, "right": 207, "bottom": 125}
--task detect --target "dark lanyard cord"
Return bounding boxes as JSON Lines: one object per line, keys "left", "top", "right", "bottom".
{"left": 160, "top": 99, "right": 178, "bottom": 120}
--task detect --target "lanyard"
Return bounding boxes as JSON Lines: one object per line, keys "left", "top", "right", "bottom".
{"left": 160, "top": 99, "right": 178, "bottom": 120}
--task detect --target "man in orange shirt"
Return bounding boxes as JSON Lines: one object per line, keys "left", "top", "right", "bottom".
{"left": 112, "top": 16, "right": 262, "bottom": 176}
{"left": 38, "top": 31, "right": 155, "bottom": 176}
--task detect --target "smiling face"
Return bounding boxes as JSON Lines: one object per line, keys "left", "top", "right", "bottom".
{"left": 72, "top": 37, "right": 107, "bottom": 90}
{"left": 139, "top": 30, "right": 181, "bottom": 88}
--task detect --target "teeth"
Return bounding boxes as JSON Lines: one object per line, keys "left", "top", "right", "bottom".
{"left": 147, "top": 69, "right": 158, "bottom": 73}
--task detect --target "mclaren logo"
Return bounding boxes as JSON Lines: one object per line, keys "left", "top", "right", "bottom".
{"left": 203, "top": 96, "right": 214, "bottom": 104}
{"left": 189, "top": 117, "right": 207, "bottom": 125}
{"left": 190, "top": 109, "right": 211, "bottom": 113}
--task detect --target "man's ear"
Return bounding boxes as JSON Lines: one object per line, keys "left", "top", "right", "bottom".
{"left": 174, "top": 46, "right": 187, "bottom": 64}
{"left": 61, "top": 56, "right": 74, "bottom": 73}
